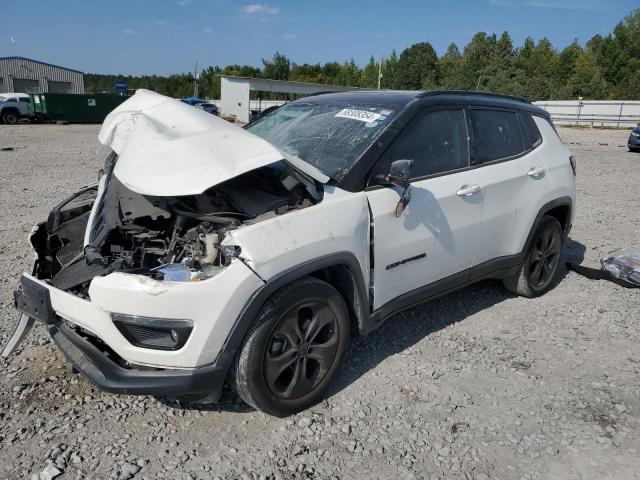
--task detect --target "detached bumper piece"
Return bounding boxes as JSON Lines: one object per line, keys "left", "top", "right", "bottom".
{"left": 13, "top": 275, "right": 230, "bottom": 399}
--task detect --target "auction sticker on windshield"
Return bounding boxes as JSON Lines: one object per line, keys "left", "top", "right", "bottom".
{"left": 335, "top": 108, "right": 383, "bottom": 123}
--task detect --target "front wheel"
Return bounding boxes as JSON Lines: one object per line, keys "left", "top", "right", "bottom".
{"left": 233, "top": 277, "right": 350, "bottom": 417}
{"left": 503, "top": 215, "right": 564, "bottom": 298}
{"left": 2, "top": 110, "right": 19, "bottom": 125}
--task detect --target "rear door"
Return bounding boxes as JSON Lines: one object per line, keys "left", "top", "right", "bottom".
{"left": 366, "top": 107, "right": 485, "bottom": 309}
{"left": 470, "top": 108, "right": 550, "bottom": 268}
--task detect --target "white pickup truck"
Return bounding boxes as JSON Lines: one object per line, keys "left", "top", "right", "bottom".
{"left": 0, "top": 93, "right": 30, "bottom": 124}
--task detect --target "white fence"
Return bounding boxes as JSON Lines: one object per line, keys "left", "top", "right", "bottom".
{"left": 534, "top": 100, "right": 640, "bottom": 128}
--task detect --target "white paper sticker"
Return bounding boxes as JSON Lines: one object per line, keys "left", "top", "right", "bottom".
{"left": 335, "top": 108, "right": 382, "bottom": 123}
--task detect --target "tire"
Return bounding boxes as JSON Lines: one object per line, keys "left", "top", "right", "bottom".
{"left": 503, "top": 215, "right": 564, "bottom": 298}
{"left": 2, "top": 110, "right": 19, "bottom": 125}
{"left": 233, "top": 277, "right": 350, "bottom": 417}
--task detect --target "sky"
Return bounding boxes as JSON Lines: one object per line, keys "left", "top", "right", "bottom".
{"left": 2, "top": 0, "right": 638, "bottom": 76}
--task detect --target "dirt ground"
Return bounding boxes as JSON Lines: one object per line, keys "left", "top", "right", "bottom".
{"left": 0, "top": 124, "right": 638, "bottom": 480}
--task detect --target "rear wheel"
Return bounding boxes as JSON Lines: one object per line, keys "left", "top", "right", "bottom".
{"left": 2, "top": 110, "right": 19, "bottom": 125}
{"left": 233, "top": 277, "right": 350, "bottom": 416}
{"left": 503, "top": 215, "right": 564, "bottom": 298}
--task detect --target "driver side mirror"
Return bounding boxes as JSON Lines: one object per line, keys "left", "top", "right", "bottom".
{"left": 373, "top": 159, "right": 414, "bottom": 218}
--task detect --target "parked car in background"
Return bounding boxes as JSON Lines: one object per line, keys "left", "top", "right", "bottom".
{"left": 6, "top": 89, "right": 576, "bottom": 417}
{"left": 0, "top": 93, "right": 30, "bottom": 124}
{"left": 181, "top": 96, "right": 219, "bottom": 115}
{"left": 628, "top": 123, "right": 640, "bottom": 152}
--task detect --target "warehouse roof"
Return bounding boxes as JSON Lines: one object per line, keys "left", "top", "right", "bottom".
{"left": 0, "top": 56, "right": 83, "bottom": 74}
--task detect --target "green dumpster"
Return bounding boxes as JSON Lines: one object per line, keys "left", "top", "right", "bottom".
{"left": 28, "top": 93, "right": 128, "bottom": 123}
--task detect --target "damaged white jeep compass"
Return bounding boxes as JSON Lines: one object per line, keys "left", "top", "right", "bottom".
{"left": 6, "top": 89, "right": 576, "bottom": 416}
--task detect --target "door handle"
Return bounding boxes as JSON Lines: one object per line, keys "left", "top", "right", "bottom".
{"left": 527, "top": 167, "right": 545, "bottom": 177}
{"left": 456, "top": 184, "right": 480, "bottom": 196}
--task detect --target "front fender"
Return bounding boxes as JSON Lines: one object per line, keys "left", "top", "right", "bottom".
{"left": 223, "top": 187, "right": 371, "bottom": 286}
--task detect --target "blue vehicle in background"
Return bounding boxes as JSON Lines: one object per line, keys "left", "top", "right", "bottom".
{"left": 181, "top": 97, "right": 219, "bottom": 116}
{"left": 628, "top": 123, "right": 640, "bottom": 152}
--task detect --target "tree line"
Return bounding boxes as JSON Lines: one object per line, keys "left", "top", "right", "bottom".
{"left": 85, "top": 9, "right": 640, "bottom": 101}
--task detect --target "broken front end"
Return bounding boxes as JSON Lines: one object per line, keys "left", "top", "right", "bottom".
{"left": 8, "top": 151, "right": 322, "bottom": 399}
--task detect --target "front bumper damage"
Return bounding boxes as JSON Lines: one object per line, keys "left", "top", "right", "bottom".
{"left": 10, "top": 270, "right": 264, "bottom": 399}
{"left": 12, "top": 275, "right": 233, "bottom": 397}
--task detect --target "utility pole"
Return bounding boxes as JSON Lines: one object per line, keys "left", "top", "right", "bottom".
{"left": 193, "top": 60, "right": 198, "bottom": 98}
{"left": 476, "top": 73, "right": 483, "bottom": 91}
{"left": 10, "top": 36, "right": 16, "bottom": 57}
{"left": 377, "top": 58, "right": 383, "bottom": 90}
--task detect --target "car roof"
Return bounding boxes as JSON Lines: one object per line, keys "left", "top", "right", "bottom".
{"left": 0, "top": 92, "right": 29, "bottom": 98}
{"left": 419, "top": 91, "right": 549, "bottom": 117}
{"left": 299, "top": 89, "right": 546, "bottom": 116}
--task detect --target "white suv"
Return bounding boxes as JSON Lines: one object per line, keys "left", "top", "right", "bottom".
{"left": 7, "top": 89, "right": 576, "bottom": 416}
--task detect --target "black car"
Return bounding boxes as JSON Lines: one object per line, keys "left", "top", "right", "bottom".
{"left": 628, "top": 123, "right": 640, "bottom": 152}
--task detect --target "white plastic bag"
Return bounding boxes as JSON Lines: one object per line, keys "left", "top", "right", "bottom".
{"left": 601, "top": 248, "right": 640, "bottom": 286}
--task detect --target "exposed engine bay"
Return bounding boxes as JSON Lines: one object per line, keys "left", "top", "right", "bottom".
{"left": 31, "top": 152, "right": 323, "bottom": 296}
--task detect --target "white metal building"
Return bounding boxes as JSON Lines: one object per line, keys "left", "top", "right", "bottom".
{"left": 0, "top": 56, "right": 84, "bottom": 94}
{"left": 220, "top": 75, "right": 361, "bottom": 123}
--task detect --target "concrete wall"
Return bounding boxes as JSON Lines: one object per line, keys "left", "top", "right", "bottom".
{"left": 534, "top": 100, "right": 640, "bottom": 128}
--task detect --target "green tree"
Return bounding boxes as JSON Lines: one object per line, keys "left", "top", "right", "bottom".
{"left": 381, "top": 50, "right": 400, "bottom": 89}
{"left": 361, "top": 56, "right": 379, "bottom": 88}
{"left": 262, "top": 52, "right": 291, "bottom": 80}
{"left": 291, "top": 63, "right": 324, "bottom": 83}
{"left": 397, "top": 42, "right": 439, "bottom": 90}
{"left": 569, "top": 51, "right": 609, "bottom": 99}
{"left": 438, "top": 43, "right": 464, "bottom": 89}
{"left": 514, "top": 37, "right": 557, "bottom": 100}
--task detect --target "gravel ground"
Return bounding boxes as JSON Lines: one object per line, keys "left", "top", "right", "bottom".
{"left": 0, "top": 124, "right": 638, "bottom": 480}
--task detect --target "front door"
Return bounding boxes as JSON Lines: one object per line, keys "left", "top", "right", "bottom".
{"left": 366, "top": 108, "right": 485, "bottom": 310}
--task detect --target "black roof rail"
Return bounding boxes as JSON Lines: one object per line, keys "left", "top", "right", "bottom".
{"left": 417, "top": 90, "right": 530, "bottom": 104}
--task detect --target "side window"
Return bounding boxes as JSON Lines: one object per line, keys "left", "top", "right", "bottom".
{"left": 471, "top": 109, "right": 524, "bottom": 163}
{"left": 19, "top": 97, "right": 30, "bottom": 103}
{"left": 519, "top": 113, "right": 542, "bottom": 150}
{"left": 6, "top": 98, "right": 17, "bottom": 103}
{"left": 390, "top": 109, "right": 469, "bottom": 178}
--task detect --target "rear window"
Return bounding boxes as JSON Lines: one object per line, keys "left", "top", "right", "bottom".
{"left": 519, "top": 113, "right": 542, "bottom": 150}
{"left": 471, "top": 109, "right": 525, "bottom": 163}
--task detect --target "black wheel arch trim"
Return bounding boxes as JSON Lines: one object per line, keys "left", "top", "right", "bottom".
{"left": 221, "top": 252, "right": 369, "bottom": 356}
{"left": 522, "top": 196, "right": 573, "bottom": 254}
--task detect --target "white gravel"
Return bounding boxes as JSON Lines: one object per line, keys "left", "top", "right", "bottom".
{"left": 0, "top": 124, "right": 638, "bottom": 480}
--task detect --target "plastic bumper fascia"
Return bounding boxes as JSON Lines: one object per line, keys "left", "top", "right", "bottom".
{"left": 15, "top": 259, "right": 264, "bottom": 369}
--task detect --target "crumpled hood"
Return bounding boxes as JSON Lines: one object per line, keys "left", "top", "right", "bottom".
{"left": 98, "top": 89, "right": 328, "bottom": 196}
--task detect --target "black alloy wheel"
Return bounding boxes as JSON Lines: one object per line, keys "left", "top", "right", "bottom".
{"left": 265, "top": 300, "right": 339, "bottom": 399}
{"left": 528, "top": 225, "right": 562, "bottom": 289}
{"left": 503, "top": 215, "right": 564, "bottom": 297}
{"left": 233, "top": 277, "right": 350, "bottom": 416}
